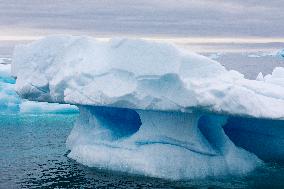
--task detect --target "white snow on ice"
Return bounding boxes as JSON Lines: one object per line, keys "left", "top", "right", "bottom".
{"left": 12, "top": 36, "right": 284, "bottom": 119}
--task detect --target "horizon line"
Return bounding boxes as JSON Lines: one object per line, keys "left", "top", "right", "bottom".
{"left": 1, "top": 35, "right": 284, "bottom": 44}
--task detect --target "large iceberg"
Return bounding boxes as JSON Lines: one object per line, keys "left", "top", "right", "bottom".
{"left": 12, "top": 36, "right": 284, "bottom": 179}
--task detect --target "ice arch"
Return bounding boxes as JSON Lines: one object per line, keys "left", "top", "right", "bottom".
{"left": 65, "top": 106, "right": 261, "bottom": 179}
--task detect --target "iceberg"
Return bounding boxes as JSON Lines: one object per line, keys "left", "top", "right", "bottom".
{"left": 263, "top": 67, "right": 284, "bottom": 87}
{"left": 12, "top": 36, "right": 284, "bottom": 179}
{"left": 207, "top": 52, "right": 223, "bottom": 60}
{"left": 0, "top": 64, "right": 20, "bottom": 112}
{"left": 247, "top": 50, "right": 284, "bottom": 58}
{"left": 0, "top": 63, "right": 78, "bottom": 114}
{"left": 256, "top": 72, "right": 264, "bottom": 81}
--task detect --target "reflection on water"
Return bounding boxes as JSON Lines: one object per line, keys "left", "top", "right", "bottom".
{"left": 1, "top": 114, "right": 284, "bottom": 188}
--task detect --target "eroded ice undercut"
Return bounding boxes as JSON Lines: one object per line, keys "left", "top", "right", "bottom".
{"left": 66, "top": 106, "right": 260, "bottom": 179}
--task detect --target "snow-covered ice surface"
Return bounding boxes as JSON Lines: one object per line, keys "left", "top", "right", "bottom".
{"left": 0, "top": 63, "right": 78, "bottom": 114}
{"left": 12, "top": 36, "right": 284, "bottom": 179}
{"left": 12, "top": 36, "right": 284, "bottom": 119}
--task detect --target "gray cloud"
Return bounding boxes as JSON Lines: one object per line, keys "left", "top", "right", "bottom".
{"left": 0, "top": 0, "right": 283, "bottom": 37}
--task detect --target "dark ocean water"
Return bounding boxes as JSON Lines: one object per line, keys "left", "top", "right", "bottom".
{"left": 1, "top": 114, "right": 284, "bottom": 189}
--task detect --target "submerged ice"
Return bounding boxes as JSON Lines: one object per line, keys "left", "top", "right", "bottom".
{"left": 12, "top": 36, "right": 284, "bottom": 179}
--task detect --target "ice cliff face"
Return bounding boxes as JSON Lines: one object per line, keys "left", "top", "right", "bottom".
{"left": 12, "top": 36, "right": 284, "bottom": 179}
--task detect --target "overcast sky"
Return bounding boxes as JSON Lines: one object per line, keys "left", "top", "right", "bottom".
{"left": 0, "top": 0, "right": 283, "bottom": 40}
